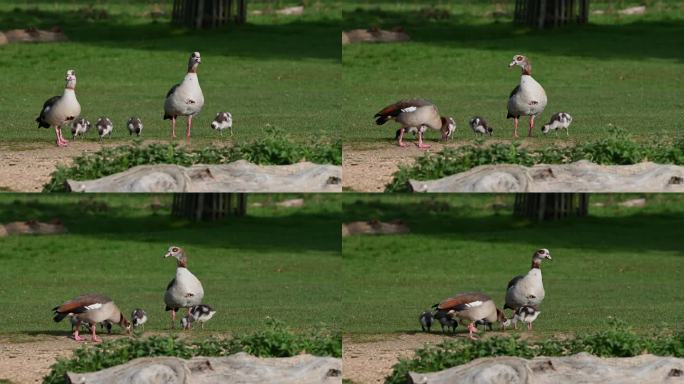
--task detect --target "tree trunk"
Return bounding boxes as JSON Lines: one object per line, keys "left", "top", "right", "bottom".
{"left": 513, "top": 193, "right": 589, "bottom": 221}
{"left": 172, "top": 0, "right": 247, "bottom": 28}
{"left": 171, "top": 193, "right": 247, "bottom": 221}
{"left": 514, "top": 0, "right": 590, "bottom": 28}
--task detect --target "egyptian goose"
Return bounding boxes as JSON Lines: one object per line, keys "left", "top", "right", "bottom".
{"left": 53, "top": 293, "right": 131, "bottom": 342}
{"left": 541, "top": 112, "right": 573, "bottom": 136}
{"left": 507, "top": 55, "right": 547, "bottom": 138}
{"left": 504, "top": 249, "right": 552, "bottom": 311}
{"left": 510, "top": 305, "right": 541, "bottom": 330}
{"left": 131, "top": 308, "right": 147, "bottom": 330}
{"left": 35, "top": 70, "right": 81, "bottom": 147}
{"left": 419, "top": 310, "right": 433, "bottom": 332}
{"left": 186, "top": 304, "right": 216, "bottom": 329}
{"left": 96, "top": 117, "right": 113, "bottom": 140}
{"left": 163, "top": 52, "right": 204, "bottom": 142}
{"left": 71, "top": 117, "right": 90, "bottom": 139}
{"left": 374, "top": 99, "right": 454, "bottom": 148}
{"left": 164, "top": 246, "right": 204, "bottom": 328}
{"left": 434, "top": 292, "right": 507, "bottom": 339}
{"left": 434, "top": 310, "right": 458, "bottom": 334}
{"left": 211, "top": 112, "right": 233, "bottom": 136}
{"left": 127, "top": 117, "right": 143, "bottom": 137}
{"left": 469, "top": 116, "right": 494, "bottom": 136}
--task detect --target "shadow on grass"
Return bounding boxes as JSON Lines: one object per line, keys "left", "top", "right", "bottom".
{"left": 343, "top": 8, "right": 684, "bottom": 62}
{"left": 0, "top": 198, "right": 340, "bottom": 254}
{"left": 0, "top": 7, "right": 340, "bottom": 61}
{"left": 341, "top": 199, "right": 684, "bottom": 254}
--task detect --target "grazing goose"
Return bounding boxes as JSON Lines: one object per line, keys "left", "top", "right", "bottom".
{"left": 71, "top": 117, "right": 91, "bottom": 139}
{"left": 131, "top": 308, "right": 147, "bottom": 330}
{"left": 164, "top": 246, "right": 204, "bottom": 328}
{"left": 96, "top": 117, "right": 113, "bottom": 140}
{"left": 469, "top": 116, "right": 494, "bottom": 136}
{"left": 434, "top": 292, "right": 506, "bottom": 339}
{"left": 35, "top": 70, "right": 81, "bottom": 147}
{"left": 374, "top": 99, "right": 454, "bottom": 148}
{"left": 211, "top": 112, "right": 233, "bottom": 136}
{"left": 505, "top": 249, "right": 552, "bottom": 311}
{"left": 53, "top": 293, "right": 130, "bottom": 342}
{"left": 419, "top": 310, "right": 433, "bottom": 332}
{"left": 509, "top": 305, "right": 541, "bottom": 330}
{"left": 163, "top": 52, "right": 204, "bottom": 142}
{"left": 127, "top": 117, "right": 143, "bottom": 137}
{"left": 434, "top": 310, "right": 458, "bottom": 334}
{"left": 188, "top": 304, "right": 216, "bottom": 329}
{"left": 541, "top": 112, "right": 573, "bottom": 136}
{"left": 507, "top": 55, "right": 547, "bottom": 138}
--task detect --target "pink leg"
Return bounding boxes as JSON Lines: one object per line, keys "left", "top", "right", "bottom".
{"left": 171, "top": 116, "right": 177, "bottom": 138}
{"left": 416, "top": 130, "right": 431, "bottom": 149}
{"left": 171, "top": 310, "right": 176, "bottom": 328}
{"left": 528, "top": 116, "right": 535, "bottom": 137}
{"left": 467, "top": 322, "right": 479, "bottom": 340}
{"left": 91, "top": 324, "right": 102, "bottom": 343}
{"left": 528, "top": 322, "right": 533, "bottom": 331}
{"left": 397, "top": 128, "right": 407, "bottom": 147}
{"left": 513, "top": 118, "right": 519, "bottom": 138}
{"left": 186, "top": 115, "right": 192, "bottom": 143}
{"left": 59, "top": 127, "right": 68, "bottom": 146}
{"left": 72, "top": 319, "right": 85, "bottom": 341}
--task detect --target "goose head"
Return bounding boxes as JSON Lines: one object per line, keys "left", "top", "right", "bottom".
{"left": 440, "top": 116, "right": 456, "bottom": 141}
{"left": 188, "top": 51, "right": 202, "bottom": 72}
{"left": 164, "top": 245, "right": 188, "bottom": 267}
{"left": 65, "top": 69, "right": 77, "bottom": 89}
{"left": 508, "top": 54, "right": 532, "bottom": 75}
{"left": 531, "top": 248, "right": 552, "bottom": 268}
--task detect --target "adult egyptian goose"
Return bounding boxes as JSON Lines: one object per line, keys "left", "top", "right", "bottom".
{"left": 510, "top": 305, "right": 541, "bottom": 330}
{"left": 71, "top": 117, "right": 90, "bottom": 139}
{"left": 434, "top": 292, "right": 506, "bottom": 339}
{"left": 127, "top": 117, "right": 143, "bottom": 137}
{"left": 541, "top": 112, "right": 573, "bottom": 136}
{"left": 164, "top": 246, "right": 204, "bottom": 328}
{"left": 469, "top": 116, "right": 494, "bottom": 136}
{"left": 96, "top": 117, "right": 113, "bottom": 140}
{"left": 507, "top": 55, "right": 547, "bottom": 138}
{"left": 374, "top": 99, "right": 454, "bottom": 148}
{"left": 504, "top": 249, "right": 552, "bottom": 311}
{"left": 35, "top": 70, "right": 81, "bottom": 147}
{"left": 163, "top": 52, "right": 204, "bottom": 142}
{"left": 211, "top": 112, "right": 233, "bottom": 136}
{"left": 131, "top": 308, "right": 147, "bottom": 330}
{"left": 53, "top": 293, "right": 131, "bottom": 342}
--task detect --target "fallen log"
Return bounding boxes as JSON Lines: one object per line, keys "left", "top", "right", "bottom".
{"left": 66, "top": 353, "right": 342, "bottom": 384}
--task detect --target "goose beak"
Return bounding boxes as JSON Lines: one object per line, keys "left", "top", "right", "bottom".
{"left": 546, "top": 254, "right": 553, "bottom": 260}
{"left": 164, "top": 252, "right": 172, "bottom": 258}
{"left": 508, "top": 61, "right": 517, "bottom": 68}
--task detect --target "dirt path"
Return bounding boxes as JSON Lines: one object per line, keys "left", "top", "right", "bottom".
{"left": 0, "top": 335, "right": 90, "bottom": 384}
{"left": 343, "top": 332, "right": 466, "bottom": 384}
{"left": 343, "top": 143, "right": 449, "bottom": 192}
{"left": 0, "top": 142, "right": 117, "bottom": 192}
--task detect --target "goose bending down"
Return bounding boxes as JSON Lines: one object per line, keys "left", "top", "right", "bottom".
{"left": 419, "top": 310, "right": 433, "bottom": 332}
{"left": 71, "top": 117, "right": 91, "bottom": 139}
{"left": 53, "top": 293, "right": 130, "bottom": 342}
{"left": 185, "top": 304, "right": 216, "bottom": 329}
{"left": 509, "top": 305, "right": 541, "bottom": 330}
{"left": 375, "top": 99, "right": 455, "bottom": 148}
{"left": 131, "top": 308, "right": 147, "bottom": 330}
{"left": 163, "top": 52, "right": 204, "bottom": 142}
{"left": 469, "top": 116, "right": 494, "bottom": 136}
{"left": 211, "top": 112, "right": 233, "bottom": 136}
{"left": 505, "top": 249, "right": 552, "bottom": 311}
{"left": 164, "top": 246, "right": 204, "bottom": 328}
{"left": 541, "top": 112, "right": 573, "bottom": 136}
{"left": 96, "top": 117, "right": 113, "bottom": 140}
{"left": 127, "top": 117, "right": 143, "bottom": 137}
{"left": 433, "top": 292, "right": 507, "bottom": 339}
{"left": 35, "top": 70, "right": 81, "bottom": 147}
{"left": 507, "top": 55, "right": 547, "bottom": 138}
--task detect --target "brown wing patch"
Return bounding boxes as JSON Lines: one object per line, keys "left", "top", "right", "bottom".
{"left": 56, "top": 294, "right": 111, "bottom": 313}
{"left": 438, "top": 292, "right": 491, "bottom": 311}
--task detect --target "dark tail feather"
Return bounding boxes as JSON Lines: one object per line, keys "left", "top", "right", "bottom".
{"left": 53, "top": 311, "right": 67, "bottom": 323}
{"left": 36, "top": 117, "right": 50, "bottom": 128}
{"left": 506, "top": 112, "right": 516, "bottom": 119}
{"left": 375, "top": 115, "right": 389, "bottom": 125}
{"left": 163, "top": 113, "right": 173, "bottom": 120}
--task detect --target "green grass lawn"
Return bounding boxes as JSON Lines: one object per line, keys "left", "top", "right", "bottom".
{"left": 342, "top": 194, "right": 684, "bottom": 336}
{"left": 342, "top": 0, "right": 684, "bottom": 145}
{"left": 0, "top": 0, "right": 341, "bottom": 147}
{"left": 0, "top": 194, "right": 342, "bottom": 337}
